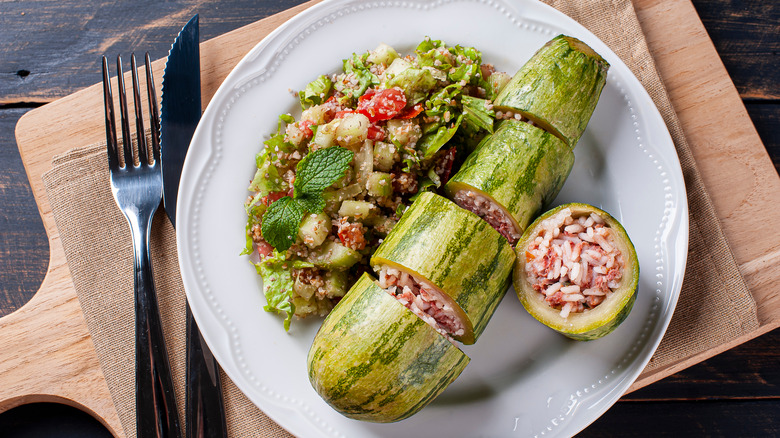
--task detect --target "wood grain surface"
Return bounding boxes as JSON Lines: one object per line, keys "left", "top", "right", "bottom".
{"left": 0, "top": 0, "right": 778, "bottom": 436}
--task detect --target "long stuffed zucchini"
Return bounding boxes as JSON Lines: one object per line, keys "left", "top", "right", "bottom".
{"left": 307, "top": 273, "right": 469, "bottom": 423}
{"left": 444, "top": 119, "right": 574, "bottom": 243}
{"left": 371, "top": 192, "right": 515, "bottom": 345}
{"left": 493, "top": 34, "right": 609, "bottom": 148}
{"left": 306, "top": 35, "right": 620, "bottom": 425}
{"left": 513, "top": 203, "right": 639, "bottom": 340}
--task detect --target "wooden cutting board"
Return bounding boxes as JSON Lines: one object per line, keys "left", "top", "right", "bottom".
{"left": 3, "top": 0, "right": 779, "bottom": 436}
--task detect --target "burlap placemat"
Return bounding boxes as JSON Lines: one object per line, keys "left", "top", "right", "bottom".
{"left": 42, "top": 1, "right": 758, "bottom": 436}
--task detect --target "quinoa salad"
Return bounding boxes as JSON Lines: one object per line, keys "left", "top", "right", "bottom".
{"left": 242, "top": 38, "right": 510, "bottom": 330}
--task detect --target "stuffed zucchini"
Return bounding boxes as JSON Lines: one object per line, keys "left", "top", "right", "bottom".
{"left": 493, "top": 34, "right": 609, "bottom": 148}
{"left": 444, "top": 119, "right": 574, "bottom": 243}
{"left": 513, "top": 203, "right": 639, "bottom": 340}
{"left": 371, "top": 192, "right": 515, "bottom": 345}
{"left": 307, "top": 273, "right": 469, "bottom": 423}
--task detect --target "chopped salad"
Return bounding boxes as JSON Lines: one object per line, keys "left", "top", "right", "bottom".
{"left": 242, "top": 38, "right": 510, "bottom": 330}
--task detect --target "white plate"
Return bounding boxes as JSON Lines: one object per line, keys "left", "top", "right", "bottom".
{"left": 177, "top": 0, "right": 688, "bottom": 436}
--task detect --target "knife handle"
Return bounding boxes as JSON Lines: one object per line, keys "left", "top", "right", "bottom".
{"left": 186, "top": 304, "right": 227, "bottom": 438}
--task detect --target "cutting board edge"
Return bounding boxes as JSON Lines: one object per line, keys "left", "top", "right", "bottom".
{"left": 4, "top": 0, "right": 778, "bottom": 431}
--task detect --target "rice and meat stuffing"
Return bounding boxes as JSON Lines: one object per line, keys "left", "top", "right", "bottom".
{"left": 377, "top": 265, "right": 465, "bottom": 341}
{"left": 524, "top": 207, "right": 624, "bottom": 319}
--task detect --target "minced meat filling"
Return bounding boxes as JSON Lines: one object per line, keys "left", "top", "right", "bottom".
{"left": 452, "top": 189, "right": 521, "bottom": 243}
{"left": 377, "top": 265, "right": 465, "bottom": 341}
{"left": 524, "top": 208, "right": 624, "bottom": 318}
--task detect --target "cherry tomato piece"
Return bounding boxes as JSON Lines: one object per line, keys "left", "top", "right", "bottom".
{"left": 397, "top": 103, "right": 424, "bottom": 119}
{"left": 357, "top": 88, "right": 406, "bottom": 122}
{"left": 299, "top": 120, "right": 314, "bottom": 139}
{"left": 367, "top": 124, "right": 386, "bottom": 141}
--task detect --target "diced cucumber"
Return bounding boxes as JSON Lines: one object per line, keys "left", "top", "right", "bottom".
{"left": 354, "top": 141, "right": 373, "bottom": 185}
{"left": 298, "top": 213, "right": 331, "bottom": 249}
{"left": 386, "top": 67, "right": 436, "bottom": 104}
{"left": 362, "top": 215, "right": 397, "bottom": 236}
{"left": 367, "top": 43, "right": 399, "bottom": 66}
{"left": 374, "top": 216, "right": 397, "bottom": 236}
{"left": 373, "top": 141, "right": 397, "bottom": 171}
{"left": 292, "top": 295, "right": 317, "bottom": 317}
{"left": 311, "top": 120, "right": 338, "bottom": 150}
{"left": 335, "top": 113, "right": 369, "bottom": 149}
{"left": 286, "top": 122, "right": 310, "bottom": 147}
{"left": 339, "top": 200, "right": 375, "bottom": 220}
{"left": 387, "top": 119, "right": 421, "bottom": 146}
{"left": 382, "top": 57, "right": 412, "bottom": 81}
{"left": 366, "top": 172, "right": 393, "bottom": 197}
{"left": 323, "top": 270, "right": 348, "bottom": 298}
{"left": 301, "top": 104, "right": 330, "bottom": 125}
{"left": 291, "top": 294, "right": 333, "bottom": 317}
{"left": 308, "top": 240, "right": 362, "bottom": 269}
{"left": 293, "top": 275, "right": 318, "bottom": 300}
{"left": 324, "top": 183, "right": 363, "bottom": 204}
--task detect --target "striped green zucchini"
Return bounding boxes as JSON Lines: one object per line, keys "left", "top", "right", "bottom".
{"left": 444, "top": 119, "right": 574, "bottom": 239}
{"left": 493, "top": 34, "right": 609, "bottom": 147}
{"left": 371, "top": 192, "right": 515, "bottom": 345}
{"left": 513, "top": 203, "right": 639, "bottom": 341}
{"left": 307, "top": 273, "right": 469, "bottom": 422}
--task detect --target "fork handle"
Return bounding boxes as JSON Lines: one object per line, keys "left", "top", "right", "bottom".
{"left": 132, "top": 213, "right": 183, "bottom": 438}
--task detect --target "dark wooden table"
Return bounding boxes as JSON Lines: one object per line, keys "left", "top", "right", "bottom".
{"left": 1, "top": 1, "right": 778, "bottom": 436}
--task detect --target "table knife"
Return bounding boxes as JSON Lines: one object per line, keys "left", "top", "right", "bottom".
{"left": 160, "top": 14, "right": 227, "bottom": 438}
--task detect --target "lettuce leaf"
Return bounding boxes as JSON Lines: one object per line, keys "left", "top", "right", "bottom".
{"left": 255, "top": 250, "right": 296, "bottom": 331}
{"left": 461, "top": 95, "right": 495, "bottom": 134}
{"left": 248, "top": 149, "right": 286, "bottom": 197}
{"left": 299, "top": 75, "right": 332, "bottom": 109}
{"left": 341, "top": 52, "right": 379, "bottom": 103}
{"left": 417, "top": 114, "right": 462, "bottom": 159}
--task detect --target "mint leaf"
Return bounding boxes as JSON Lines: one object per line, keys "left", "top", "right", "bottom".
{"left": 261, "top": 196, "right": 305, "bottom": 252}
{"left": 293, "top": 147, "right": 354, "bottom": 197}
{"left": 296, "top": 194, "right": 326, "bottom": 214}
{"left": 260, "top": 148, "right": 352, "bottom": 252}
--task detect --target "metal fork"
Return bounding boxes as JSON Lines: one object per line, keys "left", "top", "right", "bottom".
{"left": 102, "top": 53, "right": 183, "bottom": 438}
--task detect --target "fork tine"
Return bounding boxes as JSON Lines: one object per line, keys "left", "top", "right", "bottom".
{"left": 116, "top": 55, "right": 134, "bottom": 167}
{"left": 130, "top": 53, "right": 149, "bottom": 166}
{"left": 102, "top": 56, "right": 120, "bottom": 170}
{"left": 145, "top": 52, "right": 161, "bottom": 163}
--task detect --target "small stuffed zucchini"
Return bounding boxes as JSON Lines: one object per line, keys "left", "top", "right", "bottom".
{"left": 371, "top": 192, "right": 515, "bottom": 345}
{"left": 307, "top": 273, "right": 469, "bottom": 422}
{"left": 493, "top": 34, "right": 609, "bottom": 148}
{"left": 444, "top": 119, "right": 574, "bottom": 243}
{"left": 513, "top": 203, "right": 639, "bottom": 340}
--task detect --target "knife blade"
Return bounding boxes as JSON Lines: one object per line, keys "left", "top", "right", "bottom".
{"left": 161, "top": 14, "right": 201, "bottom": 228}
{"left": 160, "top": 14, "right": 227, "bottom": 438}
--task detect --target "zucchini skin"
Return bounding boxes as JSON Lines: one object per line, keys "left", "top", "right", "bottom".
{"left": 444, "top": 119, "right": 574, "bottom": 237}
{"left": 513, "top": 203, "right": 639, "bottom": 341}
{"left": 371, "top": 192, "right": 515, "bottom": 345}
{"left": 307, "top": 273, "right": 469, "bottom": 422}
{"left": 493, "top": 34, "right": 609, "bottom": 147}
